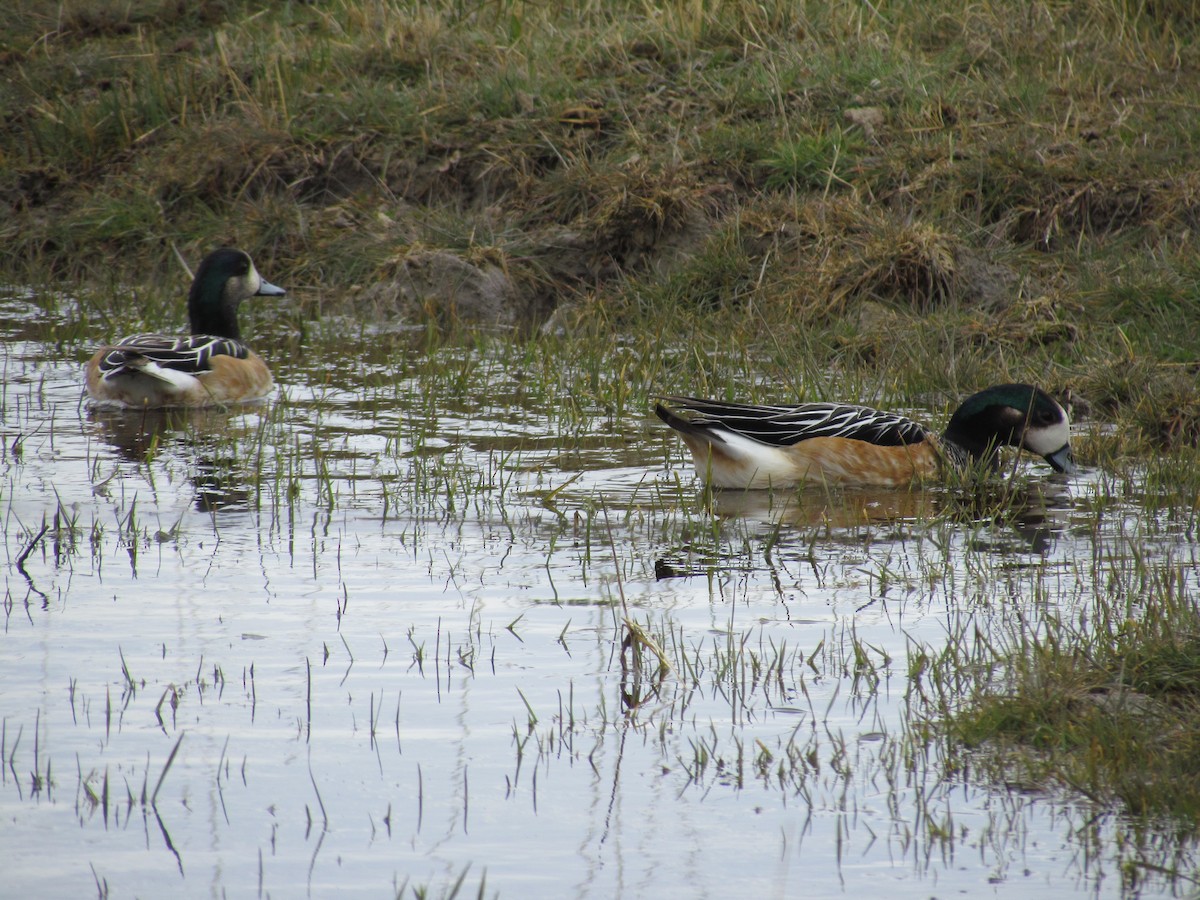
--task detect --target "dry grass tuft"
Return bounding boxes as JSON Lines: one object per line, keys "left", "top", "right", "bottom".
{"left": 769, "top": 197, "right": 961, "bottom": 318}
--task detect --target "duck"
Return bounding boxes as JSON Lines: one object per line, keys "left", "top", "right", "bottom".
{"left": 655, "top": 383, "right": 1076, "bottom": 489}
{"left": 85, "top": 248, "right": 285, "bottom": 408}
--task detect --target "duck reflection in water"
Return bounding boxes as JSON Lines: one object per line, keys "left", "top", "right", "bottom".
{"left": 86, "top": 406, "right": 259, "bottom": 513}
{"left": 655, "top": 479, "right": 1074, "bottom": 580}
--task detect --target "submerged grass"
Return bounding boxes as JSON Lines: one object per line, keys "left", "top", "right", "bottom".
{"left": 8, "top": 310, "right": 1200, "bottom": 892}
{"left": 916, "top": 549, "right": 1200, "bottom": 828}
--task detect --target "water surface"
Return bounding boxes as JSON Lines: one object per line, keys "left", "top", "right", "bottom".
{"left": 1, "top": 290, "right": 1195, "bottom": 898}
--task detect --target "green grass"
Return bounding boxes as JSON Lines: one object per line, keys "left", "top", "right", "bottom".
{"left": 918, "top": 556, "right": 1200, "bottom": 826}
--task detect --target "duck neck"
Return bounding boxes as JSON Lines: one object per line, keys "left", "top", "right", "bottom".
{"left": 188, "top": 284, "right": 241, "bottom": 340}
{"left": 939, "top": 423, "right": 1002, "bottom": 472}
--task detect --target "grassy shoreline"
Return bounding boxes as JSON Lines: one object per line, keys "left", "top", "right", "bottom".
{"left": 5, "top": 1, "right": 1200, "bottom": 441}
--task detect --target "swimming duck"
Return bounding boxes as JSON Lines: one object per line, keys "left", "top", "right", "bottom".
{"left": 655, "top": 383, "right": 1075, "bottom": 489}
{"left": 85, "top": 248, "right": 285, "bottom": 408}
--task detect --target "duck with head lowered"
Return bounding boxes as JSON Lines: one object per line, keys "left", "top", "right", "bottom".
{"left": 655, "top": 383, "right": 1076, "bottom": 489}
{"left": 85, "top": 248, "right": 285, "bottom": 409}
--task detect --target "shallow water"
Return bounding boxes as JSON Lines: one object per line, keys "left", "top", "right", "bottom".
{"left": 1, "top": 291, "right": 1197, "bottom": 898}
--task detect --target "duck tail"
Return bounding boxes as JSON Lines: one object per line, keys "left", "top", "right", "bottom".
{"left": 654, "top": 401, "right": 725, "bottom": 445}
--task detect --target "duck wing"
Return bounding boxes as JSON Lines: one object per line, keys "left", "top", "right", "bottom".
{"left": 656, "top": 396, "right": 929, "bottom": 448}
{"left": 96, "top": 334, "right": 250, "bottom": 378}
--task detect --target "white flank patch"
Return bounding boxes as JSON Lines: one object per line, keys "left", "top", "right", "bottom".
{"left": 108, "top": 360, "right": 202, "bottom": 393}
{"left": 690, "top": 430, "right": 803, "bottom": 489}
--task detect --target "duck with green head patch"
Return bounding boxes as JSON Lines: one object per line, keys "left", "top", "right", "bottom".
{"left": 655, "top": 383, "right": 1076, "bottom": 489}
{"left": 85, "top": 248, "right": 286, "bottom": 409}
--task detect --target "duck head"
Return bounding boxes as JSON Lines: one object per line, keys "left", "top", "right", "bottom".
{"left": 943, "top": 383, "right": 1076, "bottom": 474}
{"left": 187, "top": 248, "right": 285, "bottom": 340}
